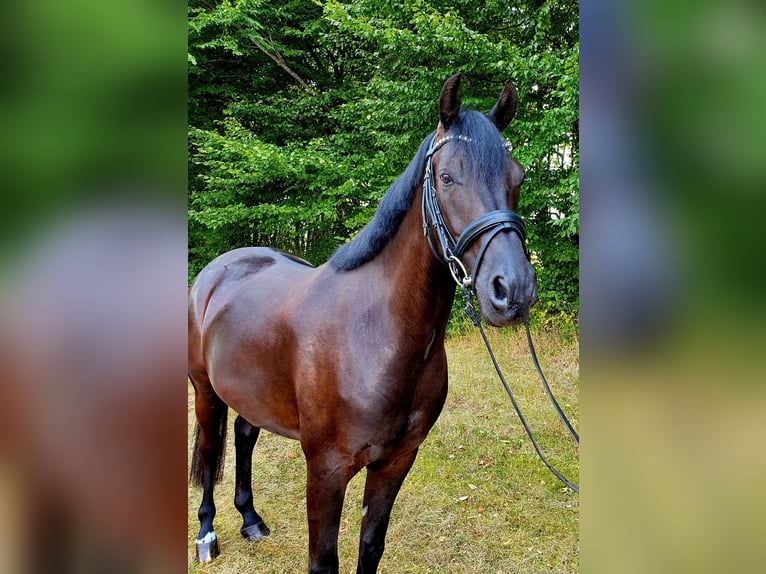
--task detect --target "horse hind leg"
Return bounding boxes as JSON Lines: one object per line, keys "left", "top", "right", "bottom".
{"left": 233, "top": 415, "right": 271, "bottom": 541}
{"left": 189, "top": 380, "right": 229, "bottom": 562}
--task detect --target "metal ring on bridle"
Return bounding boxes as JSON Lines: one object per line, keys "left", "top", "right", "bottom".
{"left": 447, "top": 255, "right": 472, "bottom": 288}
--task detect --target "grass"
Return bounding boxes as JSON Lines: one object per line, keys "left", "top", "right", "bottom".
{"left": 188, "top": 325, "right": 579, "bottom": 573}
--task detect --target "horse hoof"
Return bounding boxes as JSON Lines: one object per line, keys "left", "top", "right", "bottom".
{"left": 195, "top": 533, "right": 220, "bottom": 563}
{"left": 241, "top": 521, "right": 270, "bottom": 541}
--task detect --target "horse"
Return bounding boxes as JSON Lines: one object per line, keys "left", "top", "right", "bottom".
{"left": 188, "top": 73, "right": 537, "bottom": 573}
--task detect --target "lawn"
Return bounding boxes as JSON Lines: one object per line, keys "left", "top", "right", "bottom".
{"left": 188, "top": 325, "right": 579, "bottom": 573}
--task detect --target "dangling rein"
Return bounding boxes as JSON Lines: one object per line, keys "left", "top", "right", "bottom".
{"left": 461, "top": 293, "right": 579, "bottom": 493}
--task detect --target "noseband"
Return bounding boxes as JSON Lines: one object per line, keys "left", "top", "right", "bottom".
{"left": 421, "top": 134, "right": 528, "bottom": 289}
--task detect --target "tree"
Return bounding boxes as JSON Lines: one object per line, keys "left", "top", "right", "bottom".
{"left": 188, "top": 0, "right": 578, "bottom": 316}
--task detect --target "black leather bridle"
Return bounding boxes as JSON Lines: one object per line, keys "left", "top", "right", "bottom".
{"left": 421, "top": 134, "right": 528, "bottom": 290}
{"left": 421, "top": 133, "right": 580, "bottom": 493}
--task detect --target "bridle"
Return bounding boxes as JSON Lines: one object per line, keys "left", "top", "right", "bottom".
{"left": 421, "top": 133, "right": 528, "bottom": 291}
{"left": 421, "top": 132, "right": 580, "bottom": 493}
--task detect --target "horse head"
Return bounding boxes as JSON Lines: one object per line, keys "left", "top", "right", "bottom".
{"left": 424, "top": 74, "right": 537, "bottom": 325}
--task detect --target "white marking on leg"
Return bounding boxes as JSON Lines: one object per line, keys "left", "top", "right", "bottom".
{"left": 362, "top": 505, "right": 368, "bottom": 518}
{"left": 196, "top": 531, "right": 217, "bottom": 544}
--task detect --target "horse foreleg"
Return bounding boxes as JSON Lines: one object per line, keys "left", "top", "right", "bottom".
{"left": 233, "top": 415, "right": 271, "bottom": 541}
{"left": 356, "top": 448, "right": 419, "bottom": 574}
{"left": 305, "top": 453, "right": 353, "bottom": 574}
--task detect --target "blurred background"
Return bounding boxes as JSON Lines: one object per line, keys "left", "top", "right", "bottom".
{"left": 0, "top": 0, "right": 188, "bottom": 572}
{"left": 581, "top": 0, "right": 766, "bottom": 572}
{"left": 1, "top": 0, "right": 765, "bottom": 572}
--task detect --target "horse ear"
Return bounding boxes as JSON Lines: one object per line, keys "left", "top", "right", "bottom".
{"left": 439, "top": 74, "right": 462, "bottom": 129}
{"left": 487, "top": 80, "right": 518, "bottom": 131}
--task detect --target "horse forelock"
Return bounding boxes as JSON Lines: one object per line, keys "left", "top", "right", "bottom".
{"left": 453, "top": 110, "right": 511, "bottom": 186}
{"left": 329, "top": 110, "right": 510, "bottom": 272}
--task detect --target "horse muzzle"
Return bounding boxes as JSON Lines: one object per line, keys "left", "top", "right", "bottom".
{"left": 474, "top": 233, "right": 537, "bottom": 326}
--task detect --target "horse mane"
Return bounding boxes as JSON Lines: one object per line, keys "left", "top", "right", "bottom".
{"left": 329, "top": 110, "right": 508, "bottom": 271}
{"left": 329, "top": 133, "right": 433, "bottom": 271}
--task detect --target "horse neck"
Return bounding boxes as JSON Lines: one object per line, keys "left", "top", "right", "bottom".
{"left": 373, "top": 184, "right": 457, "bottom": 334}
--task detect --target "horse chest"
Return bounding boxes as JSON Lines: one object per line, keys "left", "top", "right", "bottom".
{"left": 347, "top": 353, "right": 447, "bottom": 448}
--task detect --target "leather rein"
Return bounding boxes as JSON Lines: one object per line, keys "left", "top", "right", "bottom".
{"left": 421, "top": 133, "right": 580, "bottom": 493}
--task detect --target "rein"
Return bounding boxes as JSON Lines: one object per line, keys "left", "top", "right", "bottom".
{"left": 421, "top": 134, "right": 580, "bottom": 493}
{"left": 462, "top": 290, "right": 580, "bottom": 493}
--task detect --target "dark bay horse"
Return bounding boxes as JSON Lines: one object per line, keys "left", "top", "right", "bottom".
{"left": 188, "top": 74, "right": 536, "bottom": 573}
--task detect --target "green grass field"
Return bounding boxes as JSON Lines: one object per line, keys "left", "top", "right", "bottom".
{"left": 188, "top": 326, "right": 579, "bottom": 573}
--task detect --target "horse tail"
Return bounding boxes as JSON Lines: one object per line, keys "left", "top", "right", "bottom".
{"left": 189, "top": 393, "right": 229, "bottom": 487}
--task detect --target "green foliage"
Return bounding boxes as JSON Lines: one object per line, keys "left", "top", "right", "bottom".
{"left": 188, "top": 0, "right": 578, "bottom": 315}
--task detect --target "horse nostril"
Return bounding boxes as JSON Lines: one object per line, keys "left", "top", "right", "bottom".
{"left": 492, "top": 276, "right": 510, "bottom": 308}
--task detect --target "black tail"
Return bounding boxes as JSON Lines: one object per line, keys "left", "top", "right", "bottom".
{"left": 189, "top": 399, "right": 229, "bottom": 487}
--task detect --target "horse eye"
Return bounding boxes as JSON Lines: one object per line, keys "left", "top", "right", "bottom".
{"left": 439, "top": 173, "right": 453, "bottom": 185}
